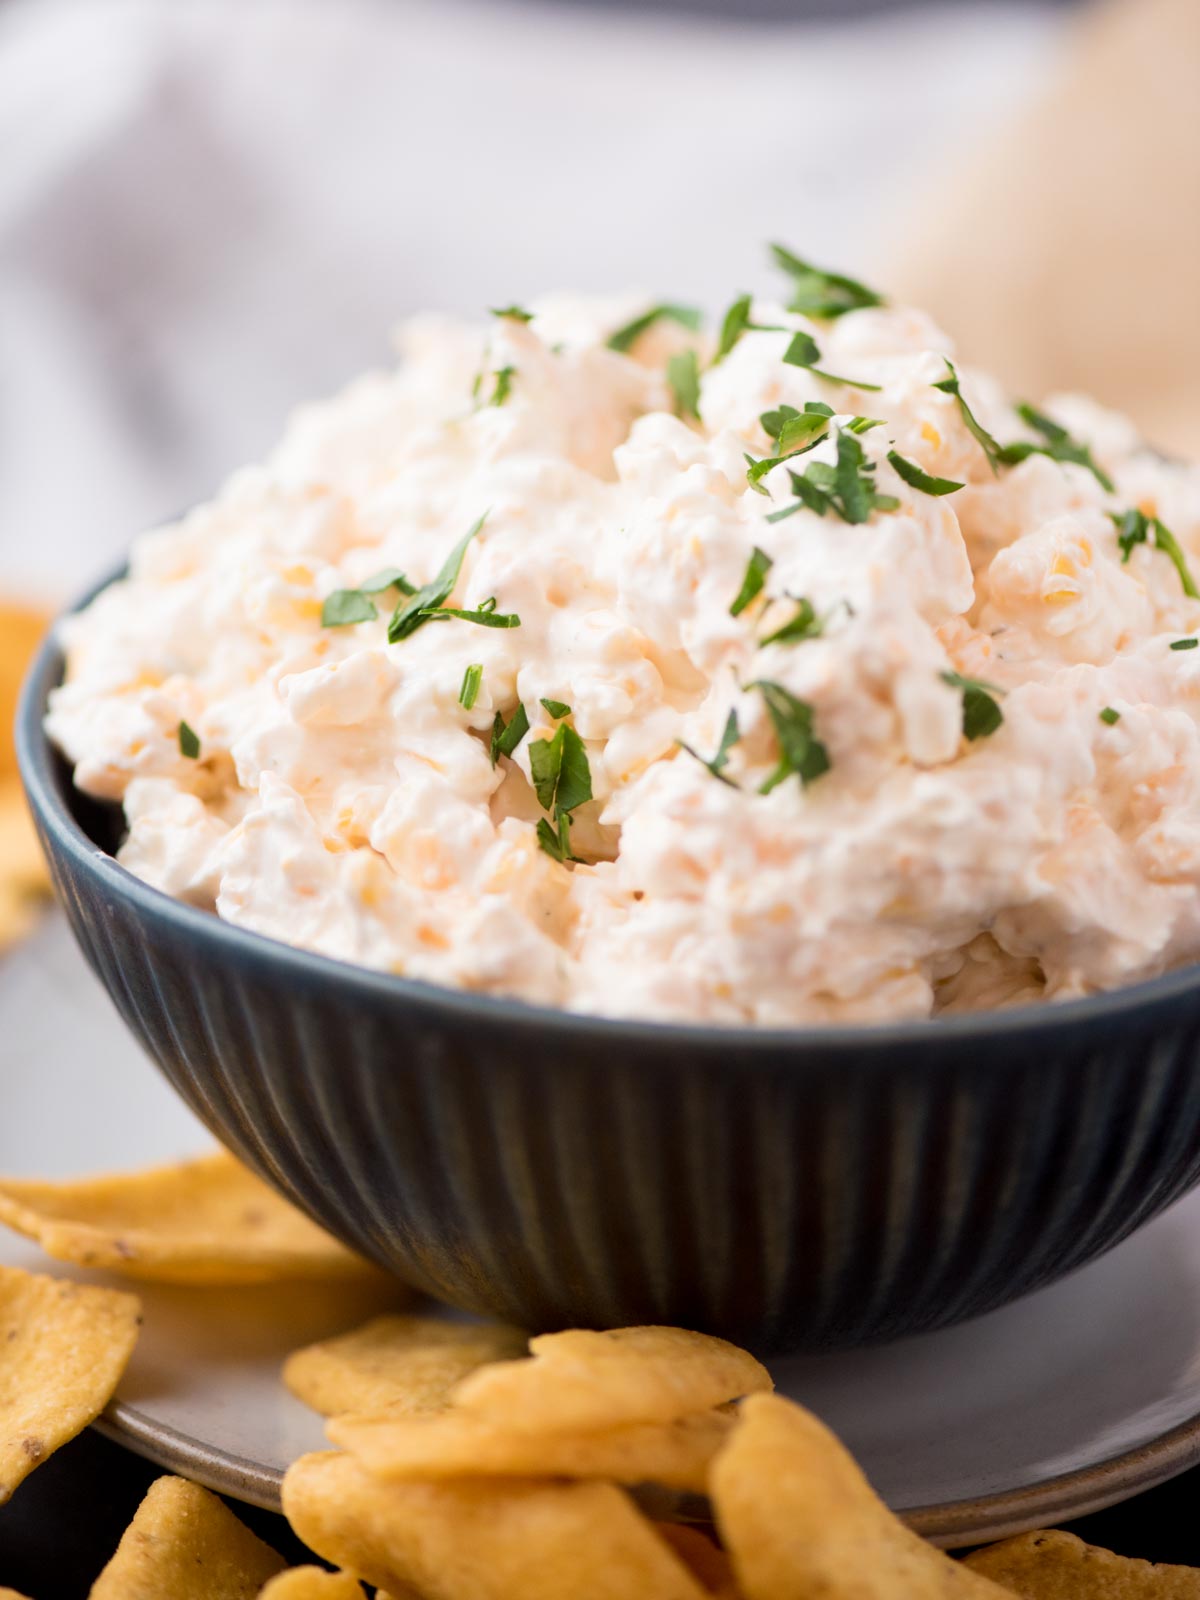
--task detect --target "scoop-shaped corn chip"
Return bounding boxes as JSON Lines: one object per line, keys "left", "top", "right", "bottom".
{"left": 0, "top": 1265, "right": 140, "bottom": 1505}
{"left": 0, "top": 1152, "right": 378, "bottom": 1285}
{"left": 711, "top": 1394, "right": 1011, "bottom": 1600}
{"left": 965, "top": 1529, "right": 1200, "bottom": 1595}
{"left": 452, "top": 1325, "right": 771, "bottom": 1434}
{"left": 257, "top": 1569, "right": 365, "bottom": 1599}
{"left": 657, "top": 1525, "right": 740, "bottom": 1597}
{"left": 282, "top": 1450, "right": 711, "bottom": 1600}
{"left": 330, "top": 1403, "right": 734, "bottom": 1492}
{"left": 89, "top": 1476, "right": 286, "bottom": 1599}
{"left": 284, "top": 1315, "right": 526, "bottom": 1417}
{"left": 0, "top": 780, "right": 50, "bottom": 952}
{"left": 0, "top": 1588, "right": 34, "bottom": 1598}
{"left": 0, "top": 603, "right": 48, "bottom": 779}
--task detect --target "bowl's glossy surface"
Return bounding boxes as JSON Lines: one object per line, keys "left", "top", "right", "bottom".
{"left": 18, "top": 586, "right": 1200, "bottom": 1350}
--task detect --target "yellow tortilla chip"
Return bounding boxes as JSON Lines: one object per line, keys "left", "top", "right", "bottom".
{"left": 0, "top": 1151, "right": 380, "bottom": 1285}
{"left": 330, "top": 1403, "right": 733, "bottom": 1492}
{"left": 0, "top": 1588, "right": 34, "bottom": 1598}
{"left": 0, "top": 1265, "right": 140, "bottom": 1505}
{"left": 0, "top": 602, "right": 48, "bottom": 780}
{"left": 0, "top": 780, "right": 50, "bottom": 953}
{"left": 656, "top": 1525, "right": 740, "bottom": 1597}
{"left": 710, "top": 1394, "right": 1011, "bottom": 1600}
{"left": 257, "top": 1569, "right": 364, "bottom": 1599}
{"left": 965, "top": 1528, "right": 1200, "bottom": 1595}
{"left": 89, "top": 1475, "right": 285, "bottom": 1598}
{"left": 284, "top": 1315, "right": 526, "bottom": 1418}
{"left": 282, "top": 1450, "right": 710, "bottom": 1600}
{"left": 452, "top": 1325, "right": 771, "bottom": 1434}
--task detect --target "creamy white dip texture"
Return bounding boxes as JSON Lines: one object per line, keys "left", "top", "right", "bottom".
{"left": 47, "top": 260, "right": 1200, "bottom": 1024}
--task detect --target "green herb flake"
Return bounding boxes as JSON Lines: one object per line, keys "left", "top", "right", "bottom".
{"left": 359, "top": 567, "right": 416, "bottom": 597}
{"left": 607, "top": 303, "right": 702, "bottom": 354}
{"left": 999, "top": 403, "right": 1115, "bottom": 492}
{"left": 489, "top": 367, "right": 516, "bottom": 407}
{"left": 782, "top": 330, "right": 881, "bottom": 391}
{"left": 388, "top": 512, "right": 488, "bottom": 643}
{"left": 178, "top": 720, "right": 201, "bottom": 760}
{"left": 1099, "top": 706, "right": 1121, "bottom": 725}
{"left": 730, "top": 547, "right": 774, "bottom": 617}
{"left": 322, "top": 589, "right": 379, "bottom": 628}
{"left": 761, "top": 597, "right": 822, "bottom": 646}
{"left": 1170, "top": 638, "right": 1199, "bottom": 652}
{"left": 769, "top": 244, "right": 886, "bottom": 319}
{"left": 490, "top": 305, "right": 534, "bottom": 323}
{"left": 667, "top": 349, "right": 702, "bottom": 421}
{"left": 745, "top": 412, "right": 832, "bottom": 494}
{"left": 536, "top": 809, "right": 579, "bottom": 864}
{"left": 932, "top": 359, "right": 1005, "bottom": 475}
{"left": 459, "top": 664, "right": 483, "bottom": 710}
{"left": 529, "top": 722, "right": 592, "bottom": 815}
{"left": 752, "top": 680, "right": 830, "bottom": 790}
{"left": 886, "top": 450, "right": 964, "bottom": 497}
{"left": 714, "top": 293, "right": 752, "bottom": 363}
{"left": 540, "top": 698, "right": 571, "bottom": 719}
{"left": 1112, "top": 509, "right": 1200, "bottom": 599}
{"left": 941, "top": 669, "right": 1005, "bottom": 741}
{"left": 489, "top": 702, "right": 530, "bottom": 766}
{"left": 420, "top": 604, "right": 521, "bottom": 629}
{"left": 678, "top": 708, "right": 740, "bottom": 787}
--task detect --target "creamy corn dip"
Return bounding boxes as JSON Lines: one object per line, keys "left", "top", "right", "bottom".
{"left": 47, "top": 252, "right": 1200, "bottom": 1024}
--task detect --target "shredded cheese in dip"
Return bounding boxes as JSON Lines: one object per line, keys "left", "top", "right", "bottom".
{"left": 46, "top": 272, "right": 1200, "bottom": 1025}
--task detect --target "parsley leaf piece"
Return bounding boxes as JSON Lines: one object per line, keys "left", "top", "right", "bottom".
{"left": 677, "top": 708, "right": 740, "bottom": 787}
{"left": 941, "top": 669, "right": 1005, "bottom": 741}
{"left": 459, "top": 664, "right": 483, "bottom": 710}
{"left": 667, "top": 349, "right": 702, "bottom": 421}
{"left": 761, "top": 597, "right": 822, "bottom": 646}
{"left": 1150, "top": 521, "right": 1200, "bottom": 599}
{"left": 763, "top": 425, "right": 896, "bottom": 523}
{"left": 845, "top": 415, "right": 883, "bottom": 434}
{"left": 932, "top": 359, "right": 1004, "bottom": 475}
{"left": 322, "top": 589, "right": 379, "bottom": 627}
{"left": 529, "top": 722, "right": 592, "bottom": 815}
{"left": 1170, "top": 638, "right": 1199, "bottom": 651}
{"left": 490, "top": 305, "right": 533, "bottom": 323}
{"left": 782, "top": 330, "right": 882, "bottom": 391}
{"left": 388, "top": 512, "right": 488, "bottom": 643}
{"left": 418, "top": 604, "right": 521, "bottom": 629}
{"left": 765, "top": 472, "right": 832, "bottom": 522}
{"left": 178, "top": 720, "right": 200, "bottom": 760}
{"left": 489, "top": 702, "right": 530, "bottom": 766}
{"left": 1112, "top": 509, "right": 1200, "bottom": 598}
{"left": 360, "top": 567, "right": 417, "bottom": 596}
{"left": 607, "top": 303, "right": 703, "bottom": 354}
{"left": 745, "top": 413, "right": 832, "bottom": 493}
{"left": 489, "top": 367, "right": 515, "bottom": 407}
{"left": 835, "top": 429, "right": 875, "bottom": 524}
{"left": 730, "top": 547, "right": 774, "bottom": 616}
{"left": 886, "top": 449, "right": 964, "bottom": 497}
{"left": 536, "top": 808, "right": 581, "bottom": 864}
{"left": 760, "top": 402, "right": 833, "bottom": 440}
{"left": 769, "top": 244, "right": 886, "bottom": 319}
{"left": 751, "top": 680, "right": 830, "bottom": 790}
{"left": 997, "top": 403, "right": 1115, "bottom": 492}
{"left": 714, "top": 293, "right": 752, "bottom": 363}
{"left": 1099, "top": 706, "right": 1121, "bottom": 725}
{"left": 540, "top": 698, "right": 571, "bottom": 719}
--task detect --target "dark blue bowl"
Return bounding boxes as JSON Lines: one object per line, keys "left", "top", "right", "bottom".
{"left": 17, "top": 577, "right": 1200, "bottom": 1351}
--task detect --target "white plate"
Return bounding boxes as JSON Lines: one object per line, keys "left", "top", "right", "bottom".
{"left": 5, "top": 913, "right": 1200, "bottom": 1545}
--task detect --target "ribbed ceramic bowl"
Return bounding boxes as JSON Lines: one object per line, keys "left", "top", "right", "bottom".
{"left": 18, "top": 583, "right": 1200, "bottom": 1351}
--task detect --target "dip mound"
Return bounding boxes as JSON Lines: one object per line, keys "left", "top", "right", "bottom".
{"left": 48, "top": 251, "right": 1200, "bottom": 1024}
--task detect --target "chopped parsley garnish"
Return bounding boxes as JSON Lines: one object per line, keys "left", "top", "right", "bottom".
{"left": 540, "top": 698, "right": 571, "bottom": 719}
{"left": 388, "top": 513, "right": 488, "bottom": 643}
{"left": 932, "top": 359, "right": 1005, "bottom": 474}
{"left": 536, "top": 810, "right": 579, "bottom": 864}
{"left": 751, "top": 680, "right": 830, "bottom": 791}
{"left": 941, "top": 670, "right": 1004, "bottom": 740}
{"left": 712, "top": 294, "right": 787, "bottom": 365}
{"left": 765, "top": 429, "right": 898, "bottom": 524}
{"left": 360, "top": 567, "right": 416, "bottom": 596}
{"left": 782, "top": 330, "right": 881, "bottom": 391}
{"left": 745, "top": 408, "right": 832, "bottom": 493}
{"left": 769, "top": 244, "right": 886, "bottom": 319}
{"left": 322, "top": 589, "right": 379, "bottom": 627}
{"left": 530, "top": 722, "right": 592, "bottom": 815}
{"left": 886, "top": 450, "right": 964, "bottom": 497}
{"left": 761, "top": 596, "right": 822, "bottom": 646}
{"left": 678, "top": 708, "right": 740, "bottom": 787}
{"left": 490, "top": 703, "right": 530, "bottom": 766}
{"left": 420, "top": 600, "right": 521, "bottom": 629}
{"left": 1112, "top": 509, "right": 1199, "bottom": 599}
{"left": 490, "top": 305, "right": 533, "bottom": 322}
{"left": 1001, "top": 404, "right": 1114, "bottom": 492}
{"left": 178, "top": 720, "right": 200, "bottom": 760}
{"left": 606, "top": 303, "right": 702, "bottom": 354}
{"left": 459, "top": 664, "right": 483, "bottom": 710}
{"left": 489, "top": 366, "right": 515, "bottom": 407}
{"left": 730, "top": 547, "right": 774, "bottom": 616}
{"left": 1170, "top": 638, "right": 1198, "bottom": 651}
{"left": 1099, "top": 706, "right": 1121, "bottom": 725}
{"left": 667, "top": 349, "right": 702, "bottom": 421}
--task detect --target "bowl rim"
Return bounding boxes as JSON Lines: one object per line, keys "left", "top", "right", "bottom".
{"left": 18, "top": 562, "right": 1200, "bottom": 1061}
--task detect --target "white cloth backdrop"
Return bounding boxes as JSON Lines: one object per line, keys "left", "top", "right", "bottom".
{"left": 0, "top": 0, "right": 1062, "bottom": 605}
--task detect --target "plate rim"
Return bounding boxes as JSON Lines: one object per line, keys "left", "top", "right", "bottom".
{"left": 94, "top": 1392, "right": 1200, "bottom": 1547}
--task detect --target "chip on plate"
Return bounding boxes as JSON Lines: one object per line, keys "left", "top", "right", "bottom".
{"left": 0, "top": 602, "right": 47, "bottom": 781}
{"left": 284, "top": 1314, "right": 526, "bottom": 1417}
{"left": 0, "top": 780, "right": 50, "bottom": 954}
{"left": 0, "top": 1264, "right": 140, "bottom": 1505}
{"left": 965, "top": 1528, "right": 1200, "bottom": 1594}
{"left": 282, "top": 1450, "right": 711, "bottom": 1600}
{"left": 452, "top": 1325, "right": 771, "bottom": 1433}
{"left": 0, "top": 1151, "right": 379, "bottom": 1285}
{"left": 329, "top": 1403, "right": 734, "bottom": 1492}
{"left": 710, "top": 1393, "right": 1011, "bottom": 1599}
{"left": 656, "top": 1524, "right": 740, "bottom": 1597}
{"left": 89, "top": 1475, "right": 286, "bottom": 1599}
{"left": 257, "top": 1569, "right": 365, "bottom": 1599}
